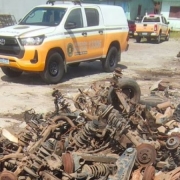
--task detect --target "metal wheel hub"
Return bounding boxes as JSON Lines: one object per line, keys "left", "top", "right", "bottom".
{"left": 109, "top": 53, "right": 116, "bottom": 67}
{"left": 0, "top": 171, "right": 17, "bottom": 180}
{"left": 136, "top": 144, "right": 156, "bottom": 166}
{"left": 49, "top": 61, "right": 59, "bottom": 76}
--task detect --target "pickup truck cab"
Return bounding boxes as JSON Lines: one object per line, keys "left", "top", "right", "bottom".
{"left": 0, "top": 0, "right": 129, "bottom": 84}
{"left": 134, "top": 14, "right": 170, "bottom": 43}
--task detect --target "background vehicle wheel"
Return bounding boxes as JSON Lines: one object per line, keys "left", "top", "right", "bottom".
{"left": 68, "top": 62, "right": 80, "bottom": 67}
{"left": 165, "top": 31, "right": 170, "bottom": 41}
{"left": 107, "top": 78, "right": 141, "bottom": 110}
{"left": 40, "top": 52, "right": 64, "bottom": 84}
{"left": 1, "top": 67, "right": 23, "bottom": 77}
{"left": 136, "top": 37, "right": 141, "bottom": 43}
{"left": 102, "top": 46, "right": 120, "bottom": 72}
{"left": 156, "top": 33, "right": 161, "bottom": 44}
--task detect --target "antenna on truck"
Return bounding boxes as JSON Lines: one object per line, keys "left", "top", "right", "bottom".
{"left": 46, "top": 0, "right": 81, "bottom": 5}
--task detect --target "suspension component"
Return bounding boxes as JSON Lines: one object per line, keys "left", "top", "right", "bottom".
{"left": 136, "top": 144, "right": 157, "bottom": 167}
{"left": 82, "top": 164, "right": 110, "bottom": 178}
{"left": 70, "top": 120, "right": 106, "bottom": 148}
{"left": 109, "top": 148, "right": 137, "bottom": 180}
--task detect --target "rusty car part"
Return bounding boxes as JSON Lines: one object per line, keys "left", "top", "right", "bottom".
{"left": 142, "top": 165, "right": 155, "bottom": 180}
{"left": 62, "top": 152, "right": 74, "bottom": 173}
{"left": 172, "top": 103, "right": 180, "bottom": 122}
{"left": 154, "top": 167, "right": 180, "bottom": 180}
{"left": 107, "top": 77, "right": 141, "bottom": 113}
{"left": 109, "top": 148, "right": 137, "bottom": 180}
{"left": 40, "top": 171, "right": 61, "bottom": 180}
{"left": 0, "top": 171, "right": 17, "bottom": 180}
{"left": 157, "top": 101, "right": 172, "bottom": 110}
{"left": 136, "top": 144, "right": 157, "bottom": 167}
{"left": 131, "top": 167, "right": 143, "bottom": 180}
{"left": 166, "top": 136, "right": 180, "bottom": 150}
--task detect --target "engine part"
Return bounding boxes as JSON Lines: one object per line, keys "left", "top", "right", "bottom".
{"left": 166, "top": 136, "right": 180, "bottom": 150}
{"left": 136, "top": 144, "right": 157, "bottom": 167}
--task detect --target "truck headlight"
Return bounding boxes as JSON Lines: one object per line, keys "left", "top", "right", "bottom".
{"left": 20, "top": 35, "right": 45, "bottom": 46}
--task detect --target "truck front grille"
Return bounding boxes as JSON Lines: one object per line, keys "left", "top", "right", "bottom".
{"left": 0, "top": 36, "right": 23, "bottom": 57}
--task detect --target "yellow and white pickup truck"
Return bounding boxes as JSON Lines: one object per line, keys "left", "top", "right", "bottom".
{"left": 0, "top": 0, "right": 129, "bottom": 84}
{"left": 134, "top": 14, "right": 170, "bottom": 43}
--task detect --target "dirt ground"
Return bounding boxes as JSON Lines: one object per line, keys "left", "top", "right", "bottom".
{"left": 0, "top": 37, "right": 180, "bottom": 122}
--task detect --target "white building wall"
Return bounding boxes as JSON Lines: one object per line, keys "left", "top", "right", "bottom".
{"left": 161, "top": 1, "right": 180, "bottom": 31}
{"left": 0, "top": 0, "right": 47, "bottom": 22}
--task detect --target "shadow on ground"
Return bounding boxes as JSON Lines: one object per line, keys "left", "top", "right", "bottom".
{"left": 1, "top": 61, "right": 127, "bottom": 85}
{"left": 134, "top": 39, "right": 166, "bottom": 44}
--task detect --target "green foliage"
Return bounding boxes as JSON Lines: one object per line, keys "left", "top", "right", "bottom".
{"left": 170, "top": 31, "right": 180, "bottom": 39}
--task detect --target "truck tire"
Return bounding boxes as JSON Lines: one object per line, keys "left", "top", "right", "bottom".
{"left": 40, "top": 52, "right": 64, "bottom": 84}
{"left": 156, "top": 33, "right": 161, "bottom": 44}
{"left": 165, "top": 31, "right": 170, "bottom": 41}
{"left": 102, "top": 46, "right": 119, "bottom": 72}
{"left": 1, "top": 67, "right": 23, "bottom": 77}
{"left": 136, "top": 37, "right": 141, "bottom": 43}
{"left": 107, "top": 78, "right": 141, "bottom": 110}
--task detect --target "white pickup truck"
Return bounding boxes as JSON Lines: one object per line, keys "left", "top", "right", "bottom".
{"left": 0, "top": 0, "right": 129, "bottom": 84}
{"left": 134, "top": 14, "right": 170, "bottom": 43}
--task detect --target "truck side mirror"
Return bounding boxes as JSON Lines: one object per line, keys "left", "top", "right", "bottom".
{"left": 65, "top": 22, "right": 76, "bottom": 29}
{"left": 167, "top": 21, "right": 169, "bottom": 24}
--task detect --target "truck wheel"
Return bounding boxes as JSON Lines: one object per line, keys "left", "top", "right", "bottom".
{"left": 40, "top": 52, "right": 64, "bottom": 84}
{"left": 107, "top": 78, "right": 141, "bottom": 110}
{"left": 102, "top": 46, "right": 119, "bottom": 72}
{"left": 1, "top": 67, "right": 23, "bottom": 77}
{"left": 165, "top": 31, "right": 170, "bottom": 41}
{"left": 156, "top": 33, "right": 161, "bottom": 44}
{"left": 136, "top": 37, "right": 141, "bottom": 43}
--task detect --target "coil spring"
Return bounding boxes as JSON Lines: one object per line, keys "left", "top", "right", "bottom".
{"left": 107, "top": 109, "right": 125, "bottom": 128}
{"left": 73, "top": 120, "right": 100, "bottom": 148}
{"left": 23, "top": 139, "right": 57, "bottom": 177}
{"left": 82, "top": 164, "right": 109, "bottom": 178}
{"left": 18, "top": 131, "right": 33, "bottom": 146}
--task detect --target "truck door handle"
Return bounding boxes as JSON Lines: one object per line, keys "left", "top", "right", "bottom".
{"left": 99, "top": 30, "right": 103, "bottom": 34}
{"left": 82, "top": 32, "right": 87, "bottom": 36}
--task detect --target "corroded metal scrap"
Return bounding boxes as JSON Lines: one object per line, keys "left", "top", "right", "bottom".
{"left": 0, "top": 68, "right": 180, "bottom": 180}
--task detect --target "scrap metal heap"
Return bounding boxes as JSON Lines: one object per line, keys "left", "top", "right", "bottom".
{"left": 1, "top": 68, "right": 180, "bottom": 180}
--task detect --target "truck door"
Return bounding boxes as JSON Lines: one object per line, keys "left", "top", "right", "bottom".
{"left": 64, "top": 8, "right": 88, "bottom": 63}
{"left": 83, "top": 7, "right": 104, "bottom": 59}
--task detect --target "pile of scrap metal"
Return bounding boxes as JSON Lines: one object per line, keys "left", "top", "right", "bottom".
{"left": 1, "top": 68, "right": 180, "bottom": 180}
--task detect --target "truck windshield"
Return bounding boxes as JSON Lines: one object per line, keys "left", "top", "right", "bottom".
{"left": 19, "top": 7, "right": 67, "bottom": 26}
{"left": 143, "top": 17, "right": 160, "bottom": 22}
